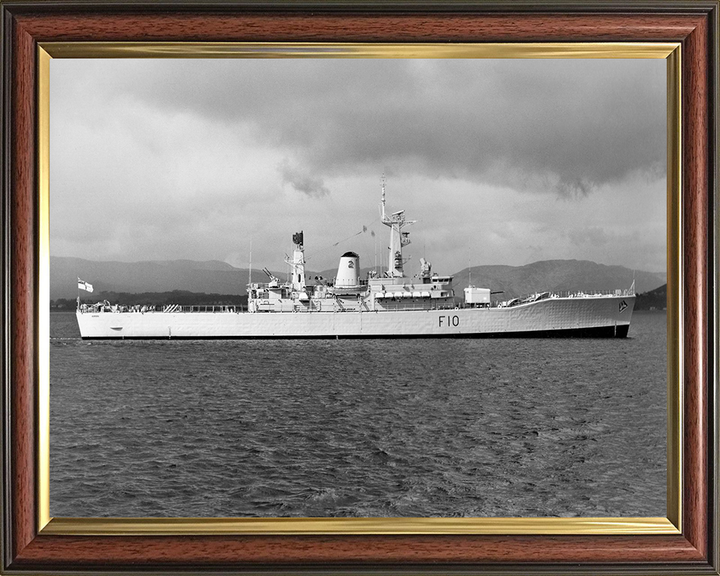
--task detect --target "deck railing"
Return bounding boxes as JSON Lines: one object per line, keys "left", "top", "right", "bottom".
{"left": 78, "top": 304, "right": 243, "bottom": 313}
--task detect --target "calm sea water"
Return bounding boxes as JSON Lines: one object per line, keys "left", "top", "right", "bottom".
{"left": 50, "top": 310, "right": 666, "bottom": 518}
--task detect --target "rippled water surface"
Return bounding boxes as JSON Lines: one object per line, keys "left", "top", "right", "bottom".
{"left": 50, "top": 311, "right": 666, "bottom": 517}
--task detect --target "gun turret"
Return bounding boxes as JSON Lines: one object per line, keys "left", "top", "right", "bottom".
{"left": 262, "top": 268, "right": 279, "bottom": 283}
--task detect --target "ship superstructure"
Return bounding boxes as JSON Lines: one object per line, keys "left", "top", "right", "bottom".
{"left": 76, "top": 185, "right": 636, "bottom": 339}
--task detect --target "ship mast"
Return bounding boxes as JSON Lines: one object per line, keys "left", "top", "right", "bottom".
{"left": 380, "top": 177, "right": 415, "bottom": 278}
{"left": 286, "top": 231, "right": 307, "bottom": 291}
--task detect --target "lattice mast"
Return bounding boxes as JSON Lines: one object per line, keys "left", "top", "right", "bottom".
{"left": 380, "top": 177, "right": 415, "bottom": 278}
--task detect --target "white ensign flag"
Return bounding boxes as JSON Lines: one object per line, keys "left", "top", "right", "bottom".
{"left": 77, "top": 278, "right": 94, "bottom": 293}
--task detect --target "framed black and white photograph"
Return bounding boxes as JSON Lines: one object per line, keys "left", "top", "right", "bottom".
{"left": 47, "top": 48, "right": 671, "bottom": 521}
{"left": 1, "top": 2, "right": 717, "bottom": 575}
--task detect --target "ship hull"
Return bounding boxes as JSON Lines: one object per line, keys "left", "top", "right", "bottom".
{"left": 76, "top": 295, "right": 635, "bottom": 339}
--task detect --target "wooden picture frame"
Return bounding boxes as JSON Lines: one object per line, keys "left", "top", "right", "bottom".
{"left": 1, "top": 1, "right": 717, "bottom": 573}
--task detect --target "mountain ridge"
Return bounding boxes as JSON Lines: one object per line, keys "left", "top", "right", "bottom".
{"left": 52, "top": 256, "right": 666, "bottom": 301}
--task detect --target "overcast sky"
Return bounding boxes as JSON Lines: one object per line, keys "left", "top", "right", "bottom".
{"left": 50, "top": 57, "right": 666, "bottom": 276}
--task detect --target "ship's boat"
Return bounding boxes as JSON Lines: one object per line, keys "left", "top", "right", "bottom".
{"left": 76, "top": 184, "right": 636, "bottom": 339}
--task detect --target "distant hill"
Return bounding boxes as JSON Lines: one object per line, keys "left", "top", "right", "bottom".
{"left": 635, "top": 284, "right": 667, "bottom": 310}
{"left": 454, "top": 260, "right": 666, "bottom": 300}
{"left": 51, "top": 257, "right": 286, "bottom": 300}
{"left": 52, "top": 256, "right": 666, "bottom": 301}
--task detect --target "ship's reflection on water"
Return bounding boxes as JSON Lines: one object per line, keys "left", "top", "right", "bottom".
{"left": 49, "top": 310, "right": 666, "bottom": 518}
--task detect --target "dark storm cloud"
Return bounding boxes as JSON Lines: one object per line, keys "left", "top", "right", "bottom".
{"left": 99, "top": 58, "right": 665, "bottom": 197}
{"left": 279, "top": 160, "right": 330, "bottom": 198}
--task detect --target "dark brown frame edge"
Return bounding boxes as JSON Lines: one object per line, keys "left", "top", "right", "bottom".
{"left": 1, "top": 1, "right": 717, "bottom": 574}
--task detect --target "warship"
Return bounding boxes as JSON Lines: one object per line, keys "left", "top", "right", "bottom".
{"left": 76, "top": 185, "right": 636, "bottom": 339}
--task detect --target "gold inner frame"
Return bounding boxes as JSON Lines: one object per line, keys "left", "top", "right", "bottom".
{"left": 37, "top": 42, "right": 682, "bottom": 536}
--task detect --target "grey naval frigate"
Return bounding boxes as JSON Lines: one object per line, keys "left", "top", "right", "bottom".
{"left": 76, "top": 185, "right": 636, "bottom": 339}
